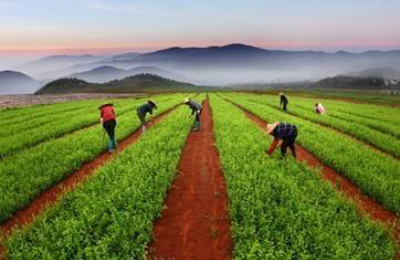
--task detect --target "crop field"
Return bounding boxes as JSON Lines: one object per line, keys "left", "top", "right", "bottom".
{"left": 0, "top": 92, "right": 399, "bottom": 259}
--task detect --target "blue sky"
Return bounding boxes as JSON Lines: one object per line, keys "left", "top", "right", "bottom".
{"left": 0, "top": 0, "right": 399, "bottom": 54}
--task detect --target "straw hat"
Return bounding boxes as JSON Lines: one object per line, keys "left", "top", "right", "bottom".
{"left": 183, "top": 98, "right": 190, "bottom": 103}
{"left": 266, "top": 123, "right": 276, "bottom": 135}
{"left": 148, "top": 100, "right": 157, "bottom": 109}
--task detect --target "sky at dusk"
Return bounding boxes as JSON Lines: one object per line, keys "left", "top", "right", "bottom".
{"left": 0, "top": 0, "right": 400, "bottom": 55}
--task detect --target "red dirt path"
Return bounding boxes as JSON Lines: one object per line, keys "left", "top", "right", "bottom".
{"left": 0, "top": 106, "right": 178, "bottom": 260}
{"left": 147, "top": 100, "right": 232, "bottom": 260}
{"left": 232, "top": 102, "right": 400, "bottom": 259}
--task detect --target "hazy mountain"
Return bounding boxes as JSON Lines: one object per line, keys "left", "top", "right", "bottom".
{"left": 53, "top": 44, "right": 400, "bottom": 85}
{"left": 68, "top": 66, "right": 127, "bottom": 83}
{"left": 314, "top": 75, "right": 399, "bottom": 90}
{"left": 111, "top": 52, "right": 140, "bottom": 61}
{"left": 36, "top": 74, "right": 209, "bottom": 94}
{"left": 17, "top": 44, "right": 400, "bottom": 85}
{"left": 346, "top": 67, "right": 400, "bottom": 79}
{"left": 18, "top": 54, "right": 105, "bottom": 78}
{"left": 67, "top": 65, "right": 189, "bottom": 83}
{"left": 0, "top": 70, "right": 42, "bottom": 95}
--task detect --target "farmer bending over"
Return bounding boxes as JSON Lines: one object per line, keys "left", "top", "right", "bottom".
{"left": 99, "top": 103, "right": 117, "bottom": 153}
{"left": 315, "top": 103, "right": 326, "bottom": 115}
{"left": 280, "top": 92, "right": 289, "bottom": 112}
{"left": 266, "top": 122, "right": 298, "bottom": 158}
{"left": 137, "top": 100, "right": 157, "bottom": 132}
{"left": 184, "top": 98, "right": 202, "bottom": 131}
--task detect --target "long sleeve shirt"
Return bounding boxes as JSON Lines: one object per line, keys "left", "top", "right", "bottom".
{"left": 280, "top": 95, "right": 288, "bottom": 105}
{"left": 187, "top": 101, "right": 202, "bottom": 115}
{"left": 267, "top": 122, "right": 297, "bottom": 154}
{"left": 137, "top": 103, "right": 155, "bottom": 115}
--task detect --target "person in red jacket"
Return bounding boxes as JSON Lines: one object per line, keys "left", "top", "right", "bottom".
{"left": 99, "top": 103, "right": 117, "bottom": 153}
{"left": 266, "top": 121, "right": 298, "bottom": 158}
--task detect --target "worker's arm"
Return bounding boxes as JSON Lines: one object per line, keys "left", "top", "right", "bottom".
{"left": 267, "top": 138, "right": 280, "bottom": 155}
{"left": 100, "top": 111, "right": 103, "bottom": 123}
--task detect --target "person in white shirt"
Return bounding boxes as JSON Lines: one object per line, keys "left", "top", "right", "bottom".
{"left": 315, "top": 103, "right": 326, "bottom": 115}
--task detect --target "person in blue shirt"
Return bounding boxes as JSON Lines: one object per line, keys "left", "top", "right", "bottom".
{"left": 136, "top": 100, "right": 157, "bottom": 132}
{"left": 266, "top": 121, "right": 298, "bottom": 158}
{"left": 183, "top": 98, "right": 202, "bottom": 131}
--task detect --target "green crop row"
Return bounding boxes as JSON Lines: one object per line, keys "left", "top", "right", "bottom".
{"left": 0, "top": 94, "right": 189, "bottom": 223}
{"left": 237, "top": 93, "right": 400, "bottom": 158}
{"left": 222, "top": 93, "right": 400, "bottom": 215}
{"left": 209, "top": 94, "right": 395, "bottom": 259}
{"left": 244, "top": 93, "right": 400, "bottom": 126}
{"left": 282, "top": 95, "right": 400, "bottom": 137}
{"left": 295, "top": 95, "right": 400, "bottom": 126}
{"left": 0, "top": 96, "right": 174, "bottom": 158}
{"left": 293, "top": 103, "right": 400, "bottom": 139}
{"left": 0, "top": 101, "right": 105, "bottom": 137}
{"left": 0, "top": 99, "right": 104, "bottom": 123}
{"left": 2, "top": 97, "right": 201, "bottom": 259}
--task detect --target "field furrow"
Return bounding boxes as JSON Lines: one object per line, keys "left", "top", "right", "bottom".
{"left": 0, "top": 94, "right": 187, "bottom": 223}
{"left": 210, "top": 94, "right": 395, "bottom": 259}
{"left": 2, "top": 103, "right": 195, "bottom": 259}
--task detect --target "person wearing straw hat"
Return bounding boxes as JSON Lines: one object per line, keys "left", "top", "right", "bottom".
{"left": 315, "top": 102, "right": 326, "bottom": 115}
{"left": 136, "top": 100, "right": 157, "bottom": 132}
{"left": 99, "top": 103, "right": 117, "bottom": 153}
{"left": 266, "top": 121, "right": 298, "bottom": 158}
{"left": 280, "top": 92, "right": 289, "bottom": 112}
{"left": 183, "top": 98, "right": 202, "bottom": 131}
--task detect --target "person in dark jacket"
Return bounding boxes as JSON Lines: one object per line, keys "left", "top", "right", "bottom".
{"left": 99, "top": 103, "right": 117, "bottom": 153}
{"left": 266, "top": 122, "right": 298, "bottom": 158}
{"left": 280, "top": 92, "right": 289, "bottom": 112}
{"left": 136, "top": 100, "right": 157, "bottom": 132}
{"left": 183, "top": 98, "right": 202, "bottom": 131}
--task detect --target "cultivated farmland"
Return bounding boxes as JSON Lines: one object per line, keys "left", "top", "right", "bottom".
{"left": 0, "top": 92, "right": 399, "bottom": 260}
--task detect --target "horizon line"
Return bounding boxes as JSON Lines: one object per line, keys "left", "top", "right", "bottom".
{"left": 1, "top": 43, "right": 400, "bottom": 56}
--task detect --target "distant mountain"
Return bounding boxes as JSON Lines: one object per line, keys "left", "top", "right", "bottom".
{"left": 18, "top": 44, "right": 400, "bottom": 85}
{"left": 111, "top": 52, "right": 140, "bottom": 61}
{"left": 0, "top": 70, "right": 42, "bottom": 95}
{"left": 53, "top": 44, "right": 400, "bottom": 85}
{"left": 314, "top": 75, "right": 399, "bottom": 90}
{"left": 67, "top": 65, "right": 188, "bottom": 83}
{"left": 68, "top": 66, "right": 127, "bottom": 83}
{"left": 18, "top": 54, "right": 105, "bottom": 78}
{"left": 346, "top": 67, "right": 400, "bottom": 80}
{"left": 36, "top": 74, "right": 208, "bottom": 94}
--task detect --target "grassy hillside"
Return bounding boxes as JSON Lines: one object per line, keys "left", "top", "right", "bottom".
{"left": 36, "top": 73, "right": 219, "bottom": 94}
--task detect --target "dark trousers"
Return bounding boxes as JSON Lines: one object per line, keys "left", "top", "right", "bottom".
{"left": 281, "top": 131, "right": 297, "bottom": 157}
{"left": 103, "top": 119, "right": 116, "bottom": 139}
{"left": 282, "top": 103, "right": 288, "bottom": 111}
{"left": 195, "top": 108, "right": 203, "bottom": 122}
{"left": 137, "top": 110, "right": 146, "bottom": 126}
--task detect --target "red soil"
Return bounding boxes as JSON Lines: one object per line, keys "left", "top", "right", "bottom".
{"left": 233, "top": 102, "right": 400, "bottom": 253}
{"left": 147, "top": 100, "right": 232, "bottom": 260}
{"left": 0, "top": 106, "right": 178, "bottom": 260}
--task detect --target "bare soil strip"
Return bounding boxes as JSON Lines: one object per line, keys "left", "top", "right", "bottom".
{"left": 0, "top": 106, "right": 178, "bottom": 259}
{"left": 230, "top": 101, "right": 400, "bottom": 250}
{"left": 147, "top": 100, "right": 233, "bottom": 260}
